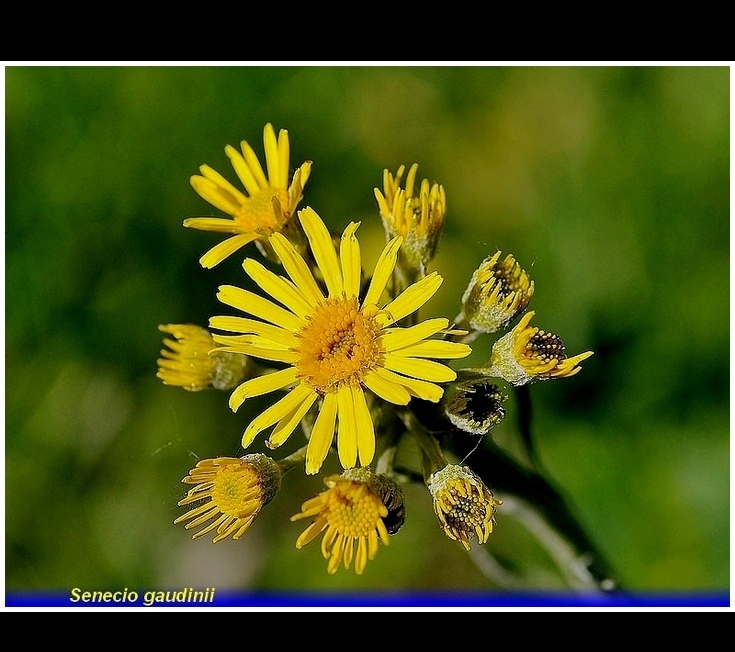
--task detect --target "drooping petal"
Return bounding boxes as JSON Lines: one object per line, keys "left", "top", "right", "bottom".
{"left": 351, "top": 385, "right": 375, "bottom": 468}
{"left": 228, "top": 368, "right": 299, "bottom": 411}
{"left": 336, "top": 385, "right": 358, "bottom": 469}
{"left": 241, "top": 383, "right": 315, "bottom": 448}
{"left": 198, "top": 234, "right": 260, "bottom": 269}
{"left": 306, "top": 392, "right": 339, "bottom": 475}
{"left": 268, "top": 390, "right": 318, "bottom": 449}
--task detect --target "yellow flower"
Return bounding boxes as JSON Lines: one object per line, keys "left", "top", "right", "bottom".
{"left": 157, "top": 323, "right": 248, "bottom": 391}
{"left": 487, "top": 311, "right": 594, "bottom": 386}
{"left": 428, "top": 464, "right": 502, "bottom": 551}
{"left": 174, "top": 454, "right": 281, "bottom": 543}
{"left": 184, "top": 123, "right": 312, "bottom": 268}
{"left": 210, "top": 207, "right": 472, "bottom": 474}
{"left": 374, "top": 163, "right": 446, "bottom": 271}
{"left": 290, "top": 468, "right": 401, "bottom": 575}
{"left": 458, "top": 251, "right": 535, "bottom": 334}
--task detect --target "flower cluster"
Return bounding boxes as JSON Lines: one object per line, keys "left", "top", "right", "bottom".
{"left": 158, "top": 124, "right": 593, "bottom": 576}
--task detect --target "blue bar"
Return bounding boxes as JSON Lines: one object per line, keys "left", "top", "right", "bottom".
{"left": 5, "top": 590, "right": 730, "bottom": 608}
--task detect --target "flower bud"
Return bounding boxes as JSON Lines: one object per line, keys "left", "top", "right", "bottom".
{"left": 442, "top": 374, "right": 507, "bottom": 435}
{"left": 174, "top": 453, "right": 281, "bottom": 543}
{"left": 157, "top": 323, "right": 249, "bottom": 391}
{"left": 458, "top": 251, "right": 534, "bottom": 333}
{"left": 428, "top": 464, "right": 502, "bottom": 551}
{"left": 486, "top": 311, "right": 594, "bottom": 386}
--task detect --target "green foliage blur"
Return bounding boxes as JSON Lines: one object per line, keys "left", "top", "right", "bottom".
{"left": 5, "top": 65, "right": 729, "bottom": 598}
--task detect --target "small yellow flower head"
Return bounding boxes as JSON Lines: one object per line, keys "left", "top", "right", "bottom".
{"left": 374, "top": 163, "right": 447, "bottom": 271}
{"left": 174, "top": 454, "right": 281, "bottom": 543}
{"left": 157, "top": 324, "right": 249, "bottom": 391}
{"left": 184, "top": 123, "right": 312, "bottom": 268}
{"left": 458, "top": 251, "right": 535, "bottom": 334}
{"left": 442, "top": 375, "right": 507, "bottom": 435}
{"left": 487, "top": 311, "right": 594, "bottom": 386}
{"left": 428, "top": 464, "right": 502, "bottom": 551}
{"left": 291, "top": 468, "right": 402, "bottom": 575}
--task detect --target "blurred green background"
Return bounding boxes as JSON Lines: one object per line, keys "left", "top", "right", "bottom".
{"left": 5, "top": 65, "right": 729, "bottom": 599}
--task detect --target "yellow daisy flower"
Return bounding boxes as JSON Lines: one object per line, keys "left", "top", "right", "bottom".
{"left": 157, "top": 323, "right": 249, "bottom": 391}
{"left": 210, "top": 207, "right": 472, "bottom": 474}
{"left": 291, "top": 468, "right": 401, "bottom": 575}
{"left": 428, "top": 464, "right": 502, "bottom": 551}
{"left": 184, "top": 123, "right": 312, "bottom": 268}
{"left": 174, "top": 454, "right": 281, "bottom": 543}
{"left": 487, "top": 311, "right": 594, "bottom": 386}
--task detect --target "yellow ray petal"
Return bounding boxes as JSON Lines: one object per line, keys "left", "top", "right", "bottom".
{"left": 383, "top": 353, "right": 457, "bottom": 383}
{"left": 269, "top": 232, "right": 325, "bottom": 306}
{"left": 340, "top": 222, "right": 362, "bottom": 299}
{"left": 306, "top": 392, "right": 339, "bottom": 475}
{"left": 373, "top": 367, "right": 445, "bottom": 403}
{"left": 208, "top": 316, "right": 297, "bottom": 348}
{"left": 225, "top": 144, "right": 261, "bottom": 196}
{"left": 182, "top": 217, "right": 240, "bottom": 233}
{"left": 392, "top": 340, "right": 472, "bottom": 359}
{"left": 241, "top": 383, "right": 314, "bottom": 448}
{"left": 243, "top": 258, "right": 313, "bottom": 319}
{"left": 217, "top": 285, "right": 302, "bottom": 332}
{"left": 380, "top": 317, "right": 449, "bottom": 352}
{"left": 212, "top": 341, "right": 298, "bottom": 365}
{"left": 196, "top": 234, "right": 259, "bottom": 269}
{"left": 355, "top": 537, "right": 368, "bottom": 575}
{"left": 263, "top": 123, "right": 287, "bottom": 190}
{"left": 351, "top": 385, "right": 375, "bottom": 468}
{"left": 193, "top": 167, "right": 248, "bottom": 211}
{"left": 228, "top": 367, "right": 299, "bottom": 412}
{"left": 298, "top": 207, "right": 344, "bottom": 297}
{"left": 336, "top": 385, "right": 358, "bottom": 469}
{"left": 268, "top": 390, "right": 318, "bottom": 449}
{"left": 381, "top": 272, "right": 443, "bottom": 325}
{"left": 362, "top": 236, "right": 402, "bottom": 308}
{"left": 362, "top": 370, "right": 412, "bottom": 405}
{"left": 240, "top": 137, "right": 268, "bottom": 189}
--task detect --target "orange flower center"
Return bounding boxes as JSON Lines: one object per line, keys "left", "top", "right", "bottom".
{"left": 296, "top": 296, "right": 383, "bottom": 393}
